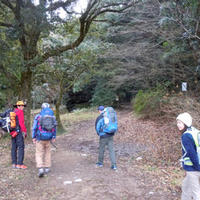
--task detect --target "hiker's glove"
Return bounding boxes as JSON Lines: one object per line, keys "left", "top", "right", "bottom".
{"left": 22, "top": 132, "right": 27, "bottom": 138}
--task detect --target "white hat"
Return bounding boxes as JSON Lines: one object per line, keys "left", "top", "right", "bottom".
{"left": 41, "top": 103, "right": 50, "bottom": 109}
{"left": 176, "top": 112, "right": 192, "bottom": 127}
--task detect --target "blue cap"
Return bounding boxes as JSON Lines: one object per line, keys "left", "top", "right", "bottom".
{"left": 98, "top": 106, "right": 104, "bottom": 111}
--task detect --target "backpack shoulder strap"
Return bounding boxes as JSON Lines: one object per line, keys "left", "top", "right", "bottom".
{"left": 185, "top": 127, "right": 199, "bottom": 148}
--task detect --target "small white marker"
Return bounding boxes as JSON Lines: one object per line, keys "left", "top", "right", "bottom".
{"left": 63, "top": 181, "right": 72, "bottom": 185}
{"left": 74, "top": 178, "right": 82, "bottom": 182}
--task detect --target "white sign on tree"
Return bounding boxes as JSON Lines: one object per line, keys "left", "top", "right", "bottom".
{"left": 182, "top": 82, "right": 187, "bottom": 92}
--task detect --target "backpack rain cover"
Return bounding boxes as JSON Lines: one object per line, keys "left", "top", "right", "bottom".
{"left": 38, "top": 108, "right": 57, "bottom": 140}
{"left": 103, "top": 107, "right": 118, "bottom": 134}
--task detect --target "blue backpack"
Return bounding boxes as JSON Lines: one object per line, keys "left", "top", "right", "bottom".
{"left": 37, "top": 108, "right": 57, "bottom": 140}
{"left": 103, "top": 107, "right": 118, "bottom": 134}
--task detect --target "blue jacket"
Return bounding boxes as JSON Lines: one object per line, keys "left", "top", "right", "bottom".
{"left": 95, "top": 113, "right": 113, "bottom": 138}
{"left": 181, "top": 127, "right": 200, "bottom": 171}
{"left": 32, "top": 108, "right": 56, "bottom": 141}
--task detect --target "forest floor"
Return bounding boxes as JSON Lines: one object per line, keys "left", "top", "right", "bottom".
{"left": 0, "top": 107, "right": 183, "bottom": 200}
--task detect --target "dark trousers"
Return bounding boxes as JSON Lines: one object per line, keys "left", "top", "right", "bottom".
{"left": 11, "top": 132, "right": 24, "bottom": 165}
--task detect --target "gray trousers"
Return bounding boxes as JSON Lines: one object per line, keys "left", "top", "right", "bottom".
{"left": 98, "top": 136, "right": 116, "bottom": 165}
{"left": 181, "top": 171, "right": 200, "bottom": 200}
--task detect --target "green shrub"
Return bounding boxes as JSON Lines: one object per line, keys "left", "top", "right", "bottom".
{"left": 91, "top": 80, "right": 116, "bottom": 106}
{"left": 133, "top": 85, "right": 166, "bottom": 118}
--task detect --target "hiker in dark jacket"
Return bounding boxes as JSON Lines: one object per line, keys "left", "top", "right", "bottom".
{"left": 32, "top": 103, "right": 56, "bottom": 177}
{"left": 95, "top": 106, "right": 117, "bottom": 170}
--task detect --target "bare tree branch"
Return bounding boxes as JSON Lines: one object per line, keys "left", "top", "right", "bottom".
{"left": 27, "top": 0, "right": 136, "bottom": 67}
{"left": 87, "top": 1, "right": 135, "bottom": 23}
{"left": 165, "top": 1, "right": 200, "bottom": 41}
{"left": 47, "top": 0, "right": 77, "bottom": 12}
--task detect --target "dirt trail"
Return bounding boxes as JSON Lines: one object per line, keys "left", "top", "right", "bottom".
{"left": 0, "top": 110, "right": 180, "bottom": 200}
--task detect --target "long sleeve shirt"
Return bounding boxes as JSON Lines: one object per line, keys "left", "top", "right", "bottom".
{"left": 14, "top": 108, "right": 27, "bottom": 133}
{"left": 182, "top": 130, "right": 200, "bottom": 171}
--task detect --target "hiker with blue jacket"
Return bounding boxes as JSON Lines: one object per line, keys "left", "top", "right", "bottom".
{"left": 176, "top": 112, "right": 200, "bottom": 200}
{"left": 32, "top": 103, "right": 57, "bottom": 177}
{"left": 95, "top": 106, "right": 117, "bottom": 170}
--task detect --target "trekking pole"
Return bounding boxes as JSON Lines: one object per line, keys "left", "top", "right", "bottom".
{"left": 50, "top": 140, "right": 57, "bottom": 149}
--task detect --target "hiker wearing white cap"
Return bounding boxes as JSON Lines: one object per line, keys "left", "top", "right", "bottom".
{"left": 32, "top": 103, "right": 57, "bottom": 177}
{"left": 176, "top": 112, "right": 200, "bottom": 200}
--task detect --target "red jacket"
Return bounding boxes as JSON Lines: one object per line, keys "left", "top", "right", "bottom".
{"left": 14, "top": 108, "right": 27, "bottom": 133}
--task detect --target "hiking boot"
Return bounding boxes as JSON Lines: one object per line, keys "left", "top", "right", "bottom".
{"left": 38, "top": 168, "right": 44, "bottom": 178}
{"left": 44, "top": 168, "right": 50, "bottom": 174}
{"left": 20, "top": 165, "right": 28, "bottom": 169}
{"left": 16, "top": 165, "right": 20, "bottom": 169}
{"left": 16, "top": 165, "right": 27, "bottom": 169}
{"left": 111, "top": 164, "right": 117, "bottom": 170}
{"left": 96, "top": 162, "right": 103, "bottom": 167}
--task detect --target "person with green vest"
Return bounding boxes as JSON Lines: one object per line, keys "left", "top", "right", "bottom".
{"left": 176, "top": 112, "right": 200, "bottom": 200}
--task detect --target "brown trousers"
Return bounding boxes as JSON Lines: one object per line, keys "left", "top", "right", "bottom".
{"left": 35, "top": 140, "right": 51, "bottom": 168}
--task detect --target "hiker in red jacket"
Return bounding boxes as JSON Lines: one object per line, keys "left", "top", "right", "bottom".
{"left": 12, "top": 101, "right": 27, "bottom": 169}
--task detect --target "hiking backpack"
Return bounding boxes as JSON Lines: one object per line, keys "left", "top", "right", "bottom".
{"left": 37, "top": 107, "right": 57, "bottom": 140}
{"left": 103, "top": 107, "right": 118, "bottom": 134}
{"left": 0, "top": 108, "right": 18, "bottom": 133}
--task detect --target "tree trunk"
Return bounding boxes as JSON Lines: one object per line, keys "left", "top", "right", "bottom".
{"left": 20, "top": 68, "right": 32, "bottom": 138}
{"left": 55, "top": 78, "right": 64, "bottom": 131}
{"left": 19, "top": 38, "right": 37, "bottom": 137}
